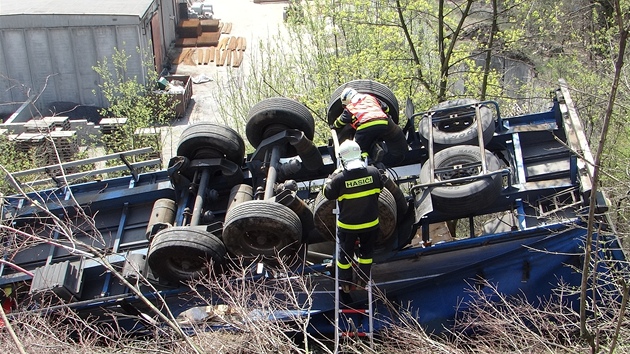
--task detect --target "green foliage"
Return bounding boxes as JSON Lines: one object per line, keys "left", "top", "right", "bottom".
{"left": 213, "top": 0, "right": 629, "bottom": 191}
{"left": 93, "top": 47, "right": 176, "bottom": 158}
{"left": 215, "top": 0, "right": 528, "bottom": 140}
{"left": 0, "top": 135, "right": 40, "bottom": 194}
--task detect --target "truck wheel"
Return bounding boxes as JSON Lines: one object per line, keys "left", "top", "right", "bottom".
{"left": 223, "top": 200, "right": 302, "bottom": 262}
{"left": 383, "top": 174, "right": 409, "bottom": 222}
{"left": 375, "top": 187, "right": 397, "bottom": 248}
{"left": 419, "top": 145, "right": 503, "bottom": 215}
{"left": 418, "top": 99, "right": 494, "bottom": 151}
{"left": 326, "top": 80, "right": 400, "bottom": 125}
{"left": 312, "top": 188, "right": 397, "bottom": 248}
{"left": 246, "top": 97, "right": 314, "bottom": 157}
{"left": 312, "top": 191, "right": 336, "bottom": 241}
{"left": 177, "top": 122, "right": 245, "bottom": 164}
{"left": 147, "top": 227, "right": 226, "bottom": 283}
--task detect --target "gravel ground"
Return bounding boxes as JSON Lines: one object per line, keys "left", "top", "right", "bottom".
{"left": 161, "top": 0, "right": 287, "bottom": 165}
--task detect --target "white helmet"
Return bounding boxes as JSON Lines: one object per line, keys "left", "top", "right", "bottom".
{"left": 338, "top": 140, "right": 365, "bottom": 170}
{"left": 340, "top": 87, "right": 358, "bottom": 105}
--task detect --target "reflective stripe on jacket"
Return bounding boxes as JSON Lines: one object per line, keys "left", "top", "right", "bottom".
{"left": 345, "top": 94, "right": 388, "bottom": 129}
{"left": 324, "top": 166, "right": 383, "bottom": 232}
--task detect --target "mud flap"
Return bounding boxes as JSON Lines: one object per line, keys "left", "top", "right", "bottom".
{"left": 414, "top": 188, "right": 433, "bottom": 223}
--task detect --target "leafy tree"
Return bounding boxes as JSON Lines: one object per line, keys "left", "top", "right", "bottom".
{"left": 212, "top": 4, "right": 630, "bottom": 350}
{"left": 93, "top": 47, "right": 176, "bottom": 158}
{"left": 575, "top": 0, "right": 629, "bottom": 346}
{"left": 214, "top": 0, "right": 628, "bottom": 189}
{"left": 214, "top": 0, "right": 527, "bottom": 139}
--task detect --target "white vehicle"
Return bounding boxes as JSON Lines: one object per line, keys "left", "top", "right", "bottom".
{"left": 190, "top": 2, "right": 214, "bottom": 19}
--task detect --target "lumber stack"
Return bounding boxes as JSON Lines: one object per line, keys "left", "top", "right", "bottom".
{"left": 200, "top": 19, "right": 220, "bottom": 32}
{"left": 172, "top": 17, "right": 244, "bottom": 68}
{"left": 175, "top": 19, "right": 232, "bottom": 47}
{"left": 216, "top": 36, "right": 246, "bottom": 67}
{"left": 173, "top": 35, "right": 246, "bottom": 68}
{"left": 177, "top": 19, "right": 202, "bottom": 38}
{"left": 197, "top": 32, "right": 220, "bottom": 47}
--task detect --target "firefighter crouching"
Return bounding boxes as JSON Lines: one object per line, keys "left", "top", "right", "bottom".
{"left": 332, "top": 87, "right": 408, "bottom": 166}
{"left": 324, "top": 140, "right": 383, "bottom": 293}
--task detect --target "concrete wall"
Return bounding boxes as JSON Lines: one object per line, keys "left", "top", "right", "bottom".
{"left": 0, "top": 0, "right": 178, "bottom": 118}
{"left": 0, "top": 21, "right": 147, "bottom": 116}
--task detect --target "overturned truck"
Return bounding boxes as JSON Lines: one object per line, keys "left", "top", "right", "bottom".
{"left": 1, "top": 79, "right": 627, "bottom": 338}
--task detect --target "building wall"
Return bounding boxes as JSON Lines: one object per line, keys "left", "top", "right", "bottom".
{"left": 0, "top": 0, "right": 177, "bottom": 118}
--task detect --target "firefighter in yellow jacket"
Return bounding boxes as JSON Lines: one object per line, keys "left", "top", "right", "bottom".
{"left": 324, "top": 140, "right": 383, "bottom": 292}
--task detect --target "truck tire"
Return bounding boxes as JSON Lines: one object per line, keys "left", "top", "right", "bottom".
{"left": 383, "top": 174, "right": 409, "bottom": 222}
{"left": 419, "top": 145, "right": 503, "bottom": 215}
{"left": 312, "top": 188, "right": 397, "bottom": 249}
{"left": 418, "top": 99, "right": 494, "bottom": 151}
{"left": 177, "top": 122, "right": 245, "bottom": 164}
{"left": 147, "top": 226, "right": 226, "bottom": 283}
{"left": 223, "top": 200, "right": 302, "bottom": 262}
{"left": 246, "top": 97, "right": 315, "bottom": 157}
{"left": 327, "top": 80, "right": 400, "bottom": 125}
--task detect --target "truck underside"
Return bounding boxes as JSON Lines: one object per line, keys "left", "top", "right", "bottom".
{"left": 1, "top": 79, "right": 627, "bottom": 339}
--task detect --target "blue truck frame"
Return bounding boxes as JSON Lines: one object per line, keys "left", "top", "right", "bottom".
{"left": 1, "top": 79, "right": 627, "bottom": 338}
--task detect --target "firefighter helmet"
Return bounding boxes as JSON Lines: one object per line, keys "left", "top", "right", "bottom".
{"left": 340, "top": 87, "right": 358, "bottom": 105}
{"left": 338, "top": 140, "right": 365, "bottom": 170}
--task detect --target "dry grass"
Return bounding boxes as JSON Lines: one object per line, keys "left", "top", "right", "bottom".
{"left": 3, "top": 265, "right": 629, "bottom": 354}
{"left": 1, "top": 229, "right": 629, "bottom": 354}
{"left": 2, "top": 279, "right": 629, "bottom": 354}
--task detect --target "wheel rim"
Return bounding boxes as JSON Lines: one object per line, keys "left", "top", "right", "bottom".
{"left": 164, "top": 254, "right": 208, "bottom": 279}
{"left": 223, "top": 200, "right": 302, "bottom": 259}
{"left": 242, "top": 229, "right": 285, "bottom": 252}
{"left": 435, "top": 156, "right": 483, "bottom": 183}
{"left": 435, "top": 115, "right": 474, "bottom": 133}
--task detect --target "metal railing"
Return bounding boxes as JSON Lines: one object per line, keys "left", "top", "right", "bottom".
{"left": 8, "top": 147, "right": 162, "bottom": 188}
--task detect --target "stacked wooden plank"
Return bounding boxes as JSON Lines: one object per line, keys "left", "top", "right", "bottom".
{"left": 13, "top": 132, "right": 46, "bottom": 153}
{"left": 175, "top": 37, "right": 198, "bottom": 48}
{"left": 44, "top": 130, "right": 79, "bottom": 165}
{"left": 200, "top": 19, "right": 220, "bottom": 32}
{"left": 197, "top": 32, "right": 221, "bottom": 47}
{"left": 175, "top": 19, "right": 203, "bottom": 48}
{"left": 217, "top": 36, "right": 247, "bottom": 67}
{"left": 99, "top": 117, "right": 128, "bottom": 134}
{"left": 172, "top": 18, "right": 244, "bottom": 68}
{"left": 172, "top": 48, "right": 195, "bottom": 65}
{"left": 193, "top": 47, "right": 216, "bottom": 65}
{"left": 177, "top": 19, "right": 203, "bottom": 38}
{"left": 232, "top": 37, "right": 247, "bottom": 67}
{"left": 24, "top": 116, "right": 71, "bottom": 132}
{"left": 205, "top": 47, "right": 216, "bottom": 64}
{"left": 175, "top": 19, "right": 230, "bottom": 48}
{"left": 216, "top": 37, "right": 229, "bottom": 66}
{"left": 220, "top": 22, "right": 233, "bottom": 34}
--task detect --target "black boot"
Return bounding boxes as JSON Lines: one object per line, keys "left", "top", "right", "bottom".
{"left": 370, "top": 142, "right": 385, "bottom": 162}
{"left": 356, "top": 263, "right": 372, "bottom": 288}
{"left": 338, "top": 265, "right": 353, "bottom": 293}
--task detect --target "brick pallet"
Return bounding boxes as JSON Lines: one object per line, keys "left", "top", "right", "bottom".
{"left": 24, "top": 116, "right": 71, "bottom": 132}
